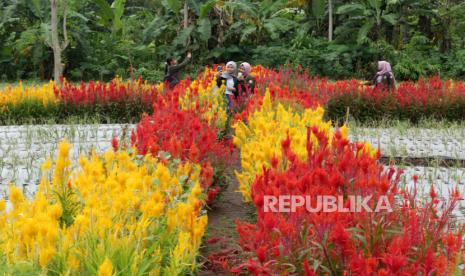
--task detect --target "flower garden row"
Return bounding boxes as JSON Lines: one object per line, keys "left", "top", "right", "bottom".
{"left": 230, "top": 92, "right": 463, "bottom": 274}
{"left": 0, "top": 67, "right": 463, "bottom": 274}
{"left": 3, "top": 67, "right": 465, "bottom": 124}
{"left": 0, "top": 68, "right": 234, "bottom": 274}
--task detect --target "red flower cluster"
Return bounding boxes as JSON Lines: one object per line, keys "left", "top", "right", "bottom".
{"left": 131, "top": 99, "right": 235, "bottom": 203}
{"left": 239, "top": 66, "right": 465, "bottom": 123}
{"left": 55, "top": 78, "right": 160, "bottom": 107}
{"left": 232, "top": 127, "right": 464, "bottom": 275}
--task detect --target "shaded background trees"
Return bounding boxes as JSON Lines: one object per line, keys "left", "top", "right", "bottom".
{"left": 1, "top": 0, "right": 465, "bottom": 82}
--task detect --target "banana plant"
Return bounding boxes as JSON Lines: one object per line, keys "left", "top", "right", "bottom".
{"left": 336, "top": 0, "right": 399, "bottom": 44}
{"left": 142, "top": 0, "right": 220, "bottom": 60}
{"left": 224, "top": 0, "right": 297, "bottom": 44}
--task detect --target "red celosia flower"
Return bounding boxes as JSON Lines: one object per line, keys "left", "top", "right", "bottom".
{"left": 111, "top": 136, "right": 119, "bottom": 152}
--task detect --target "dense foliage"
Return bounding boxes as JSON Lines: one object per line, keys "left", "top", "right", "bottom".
{"left": 1, "top": 0, "right": 465, "bottom": 82}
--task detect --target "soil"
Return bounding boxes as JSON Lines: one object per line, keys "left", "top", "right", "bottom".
{"left": 197, "top": 157, "right": 255, "bottom": 275}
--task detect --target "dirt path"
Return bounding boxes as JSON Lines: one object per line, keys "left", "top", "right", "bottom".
{"left": 197, "top": 158, "right": 255, "bottom": 275}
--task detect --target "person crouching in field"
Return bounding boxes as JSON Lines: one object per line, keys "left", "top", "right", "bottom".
{"left": 164, "top": 52, "right": 192, "bottom": 89}
{"left": 216, "top": 61, "right": 239, "bottom": 111}
{"left": 371, "top": 60, "right": 396, "bottom": 91}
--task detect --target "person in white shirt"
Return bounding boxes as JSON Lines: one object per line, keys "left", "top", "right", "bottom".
{"left": 215, "top": 61, "right": 239, "bottom": 111}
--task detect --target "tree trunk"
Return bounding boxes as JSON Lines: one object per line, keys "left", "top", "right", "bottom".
{"left": 183, "top": 1, "right": 189, "bottom": 29}
{"left": 183, "top": 0, "right": 191, "bottom": 47}
{"left": 50, "top": 0, "right": 68, "bottom": 84}
{"left": 50, "top": 0, "right": 62, "bottom": 83}
{"left": 328, "top": 0, "right": 333, "bottom": 41}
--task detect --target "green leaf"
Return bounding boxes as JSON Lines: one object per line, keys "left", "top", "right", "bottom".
{"left": 163, "top": 0, "right": 183, "bottom": 13}
{"left": 142, "top": 17, "right": 169, "bottom": 42}
{"left": 199, "top": 0, "right": 218, "bottom": 19}
{"left": 381, "top": 13, "right": 397, "bottom": 25}
{"left": 224, "top": 0, "right": 257, "bottom": 16}
{"left": 112, "top": 0, "right": 126, "bottom": 19}
{"left": 172, "top": 25, "right": 194, "bottom": 46}
{"left": 226, "top": 45, "right": 240, "bottom": 53}
{"left": 197, "top": 18, "right": 211, "bottom": 42}
{"left": 336, "top": 3, "right": 365, "bottom": 15}
{"left": 69, "top": 11, "right": 90, "bottom": 22}
{"left": 207, "top": 47, "right": 225, "bottom": 58}
{"left": 357, "top": 19, "right": 374, "bottom": 44}
{"left": 312, "top": 0, "right": 326, "bottom": 20}
{"left": 95, "top": 0, "right": 114, "bottom": 26}
{"left": 240, "top": 25, "right": 257, "bottom": 42}
{"left": 111, "top": 0, "right": 126, "bottom": 33}
{"left": 368, "top": 0, "right": 382, "bottom": 11}
{"left": 264, "top": 17, "right": 295, "bottom": 39}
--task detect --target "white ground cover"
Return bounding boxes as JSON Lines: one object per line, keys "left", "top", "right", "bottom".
{"left": 0, "top": 124, "right": 134, "bottom": 198}
{"left": 391, "top": 166, "right": 465, "bottom": 221}
{"left": 350, "top": 127, "right": 465, "bottom": 221}
{"left": 350, "top": 127, "right": 465, "bottom": 159}
{"left": 1, "top": 124, "right": 464, "bottom": 220}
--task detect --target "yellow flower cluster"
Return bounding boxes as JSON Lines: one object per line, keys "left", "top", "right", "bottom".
{"left": 179, "top": 68, "right": 228, "bottom": 129}
{"left": 0, "top": 141, "right": 207, "bottom": 275}
{"left": 233, "top": 90, "right": 349, "bottom": 201}
{"left": 0, "top": 81, "right": 57, "bottom": 109}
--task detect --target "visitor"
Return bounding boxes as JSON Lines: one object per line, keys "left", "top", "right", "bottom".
{"left": 237, "top": 62, "right": 256, "bottom": 95}
{"left": 371, "top": 60, "right": 396, "bottom": 90}
{"left": 215, "top": 61, "right": 239, "bottom": 111}
{"left": 164, "top": 52, "right": 192, "bottom": 88}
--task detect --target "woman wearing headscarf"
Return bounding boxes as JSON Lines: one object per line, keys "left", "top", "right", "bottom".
{"left": 215, "top": 61, "right": 239, "bottom": 110}
{"left": 237, "top": 62, "right": 256, "bottom": 95}
{"left": 371, "top": 60, "right": 396, "bottom": 90}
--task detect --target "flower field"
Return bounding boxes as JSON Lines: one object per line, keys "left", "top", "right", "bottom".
{"left": 0, "top": 66, "right": 464, "bottom": 275}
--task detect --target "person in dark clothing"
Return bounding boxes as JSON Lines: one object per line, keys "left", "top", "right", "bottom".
{"left": 237, "top": 62, "right": 256, "bottom": 95}
{"left": 164, "top": 52, "right": 192, "bottom": 88}
{"left": 371, "top": 60, "right": 396, "bottom": 91}
{"left": 215, "top": 61, "right": 239, "bottom": 111}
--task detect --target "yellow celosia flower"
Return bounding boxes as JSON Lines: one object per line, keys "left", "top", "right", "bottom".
{"left": 0, "top": 137, "right": 206, "bottom": 274}
{"left": 67, "top": 254, "right": 80, "bottom": 270}
{"left": 0, "top": 81, "right": 57, "bottom": 108}
{"left": 233, "top": 90, "right": 335, "bottom": 201}
{"left": 98, "top": 257, "right": 114, "bottom": 276}
{"left": 39, "top": 246, "right": 55, "bottom": 268}
{"left": 41, "top": 157, "right": 53, "bottom": 172}
{"left": 9, "top": 184, "right": 24, "bottom": 205}
{"left": 48, "top": 204, "right": 62, "bottom": 220}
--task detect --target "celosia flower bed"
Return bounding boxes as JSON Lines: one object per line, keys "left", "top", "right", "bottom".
{"left": 241, "top": 66, "right": 465, "bottom": 124}
{"left": 2, "top": 67, "right": 465, "bottom": 124}
{"left": 131, "top": 100, "right": 235, "bottom": 204}
{"left": 54, "top": 78, "right": 161, "bottom": 123}
{"left": 0, "top": 70, "right": 235, "bottom": 274}
{"left": 325, "top": 76, "right": 465, "bottom": 123}
{"left": 233, "top": 128, "right": 464, "bottom": 274}
{"left": 230, "top": 92, "right": 465, "bottom": 274}
{"left": 1, "top": 66, "right": 464, "bottom": 275}
{"left": 233, "top": 90, "right": 354, "bottom": 201}
{"left": 0, "top": 141, "right": 207, "bottom": 274}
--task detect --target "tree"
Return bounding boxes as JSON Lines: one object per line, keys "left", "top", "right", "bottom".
{"left": 48, "top": 0, "right": 69, "bottom": 83}
{"left": 335, "top": 0, "right": 398, "bottom": 44}
{"left": 328, "top": 0, "right": 333, "bottom": 41}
